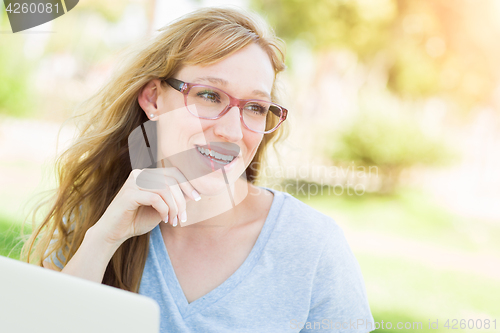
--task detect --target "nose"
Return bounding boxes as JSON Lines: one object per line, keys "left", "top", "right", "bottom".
{"left": 213, "top": 106, "right": 244, "bottom": 142}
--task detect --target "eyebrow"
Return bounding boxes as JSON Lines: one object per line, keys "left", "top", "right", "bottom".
{"left": 193, "top": 76, "right": 272, "bottom": 101}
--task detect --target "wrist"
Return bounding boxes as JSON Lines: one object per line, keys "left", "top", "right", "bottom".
{"left": 62, "top": 222, "right": 125, "bottom": 284}
{"left": 86, "top": 223, "right": 126, "bottom": 252}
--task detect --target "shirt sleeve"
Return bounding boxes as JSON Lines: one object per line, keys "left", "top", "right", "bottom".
{"left": 300, "top": 223, "right": 375, "bottom": 333}
{"left": 43, "top": 215, "right": 71, "bottom": 270}
{"left": 44, "top": 240, "right": 66, "bottom": 270}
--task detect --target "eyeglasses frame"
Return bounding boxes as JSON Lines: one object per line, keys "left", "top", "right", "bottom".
{"left": 162, "top": 77, "right": 288, "bottom": 134}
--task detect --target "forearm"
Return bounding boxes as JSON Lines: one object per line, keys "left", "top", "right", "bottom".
{"left": 60, "top": 224, "right": 123, "bottom": 284}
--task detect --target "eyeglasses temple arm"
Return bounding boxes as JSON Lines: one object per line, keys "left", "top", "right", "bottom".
{"left": 164, "top": 78, "right": 185, "bottom": 92}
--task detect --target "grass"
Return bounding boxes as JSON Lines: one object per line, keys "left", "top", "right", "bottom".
{"left": 0, "top": 215, "right": 31, "bottom": 260}
{"left": 358, "top": 253, "right": 500, "bottom": 332}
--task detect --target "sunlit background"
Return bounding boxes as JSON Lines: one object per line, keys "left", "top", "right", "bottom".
{"left": 1, "top": 0, "right": 499, "bottom": 332}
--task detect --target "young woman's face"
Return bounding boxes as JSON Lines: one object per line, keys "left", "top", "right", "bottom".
{"left": 155, "top": 43, "right": 275, "bottom": 195}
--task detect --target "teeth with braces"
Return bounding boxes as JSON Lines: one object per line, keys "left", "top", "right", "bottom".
{"left": 197, "top": 146, "right": 236, "bottom": 163}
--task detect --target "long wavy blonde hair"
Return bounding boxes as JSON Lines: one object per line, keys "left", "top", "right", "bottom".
{"left": 20, "top": 7, "right": 287, "bottom": 293}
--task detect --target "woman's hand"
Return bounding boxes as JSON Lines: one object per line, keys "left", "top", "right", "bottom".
{"left": 93, "top": 167, "right": 201, "bottom": 246}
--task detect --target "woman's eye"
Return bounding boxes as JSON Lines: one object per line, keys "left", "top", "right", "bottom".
{"left": 245, "top": 103, "right": 267, "bottom": 115}
{"left": 197, "top": 90, "right": 220, "bottom": 103}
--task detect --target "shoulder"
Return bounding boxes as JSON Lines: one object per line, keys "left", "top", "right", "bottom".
{"left": 260, "top": 187, "right": 347, "bottom": 258}
{"left": 266, "top": 187, "right": 342, "bottom": 237}
{"left": 260, "top": 189, "right": 374, "bottom": 327}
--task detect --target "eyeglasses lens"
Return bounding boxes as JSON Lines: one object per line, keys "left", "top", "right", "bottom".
{"left": 185, "top": 85, "right": 282, "bottom": 133}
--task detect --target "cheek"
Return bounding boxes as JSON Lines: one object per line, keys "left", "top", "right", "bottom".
{"left": 157, "top": 120, "right": 174, "bottom": 158}
{"left": 157, "top": 111, "right": 206, "bottom": 157}
{"left": 245, "top": 133, "right": 264, "bottom": 157}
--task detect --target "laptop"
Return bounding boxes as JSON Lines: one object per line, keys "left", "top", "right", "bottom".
{"left": 0, "top": 255, "right": 160, "bottom": 333}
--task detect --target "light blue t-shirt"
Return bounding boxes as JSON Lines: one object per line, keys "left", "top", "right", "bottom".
{"left": 138, "top": 187, "right": 375, "bottom": 332}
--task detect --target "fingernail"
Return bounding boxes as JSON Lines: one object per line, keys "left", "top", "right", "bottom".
{"left": 164, "top": 215, "right": 169, "bottom": 223}
{"left": 180, "top": 211, "right": 187, "bottom": 222}
{"left": 173, "top": 216, "right": 177, "bottom": 227}
{"left": 192, "top": 190, "right": 201, "bottom": 201}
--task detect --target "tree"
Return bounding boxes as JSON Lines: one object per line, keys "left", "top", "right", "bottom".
{"left": 329, "top": 108, "right": 456, "bottom": 193}
{"left": 251, "top": 0, "right": 500, "bottom": 110}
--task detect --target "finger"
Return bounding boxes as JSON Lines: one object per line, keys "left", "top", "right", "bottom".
{"left": 164, "top": 180, "right": 187, "bottom": 224}
{"left": 148, "top": 186, "right": 178, "bottom": 227}
{"left": 134, "top": 170, "right": 181, "bottom": 226}
{"left": 148, "top": 175, "right": 185, "bottom": 225}
{"left": 131, "top": 169, "right": 143, "bottom": 182}
{"left": 161, "top": 166, "right": 201, "bottom": 202}
{"left": 131, "top": 190, "right": 170, "bottom": 223}
{"left": 134, "top": 168, "right": 168, "bottom": 190}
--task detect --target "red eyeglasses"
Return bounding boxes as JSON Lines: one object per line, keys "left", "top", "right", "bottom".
{"left": 163, "top": 78, "right": 288, "bottom": 134}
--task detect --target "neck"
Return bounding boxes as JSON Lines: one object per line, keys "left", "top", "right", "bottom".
{"left": 162, "top": 177, "right": 252, "bottom": 239}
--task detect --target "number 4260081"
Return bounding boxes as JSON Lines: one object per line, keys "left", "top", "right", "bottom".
{"left": 444, "top": 319, "right": 496, "bottom": 330}
{"left": 5, "top": 2, "right": 60, "bottom": 14}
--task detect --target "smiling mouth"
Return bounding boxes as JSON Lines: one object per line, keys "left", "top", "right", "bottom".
{"left": 195, "top": 146, "right": 238, "bottom": 165}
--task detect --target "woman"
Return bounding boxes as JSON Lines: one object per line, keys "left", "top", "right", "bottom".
{"left": 22, "top": 7, "right": 375, "bottom": 333}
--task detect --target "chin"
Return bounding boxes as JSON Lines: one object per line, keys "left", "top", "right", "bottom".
{"left": 190, "top": 177, "right": 230, "bottom": 196}
{"left": 190, "top": 166, "right": 247, "bottom": 196}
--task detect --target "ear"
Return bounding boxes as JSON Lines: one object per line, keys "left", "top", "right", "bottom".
{"left": 138, "top": 79, "right": 163, "bottom": 121}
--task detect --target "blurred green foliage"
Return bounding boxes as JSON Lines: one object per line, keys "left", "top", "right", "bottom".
{"left": 251, "top": 0, "right": 500, "bottom": 110}
{"left": 0, "top": 0, "right": 132, "bottom": 118}
{"left": 252, "top": 0, "right": 396, "bottom": 58}
{"left": 0, "top": 216, "right": 30, "bottom": 260}
{"left": 0, "top": 11, "right": 36, "bottom": 117}
{"left": 328, "top": 109, "right": 456, "bottom": 192}
{"left": 296, "top": 187, "right": 500, "bottom": 253}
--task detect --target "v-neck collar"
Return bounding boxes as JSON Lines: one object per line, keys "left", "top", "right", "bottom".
{"left": 150, "top": 187, "right": 284, "bottom": 319}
